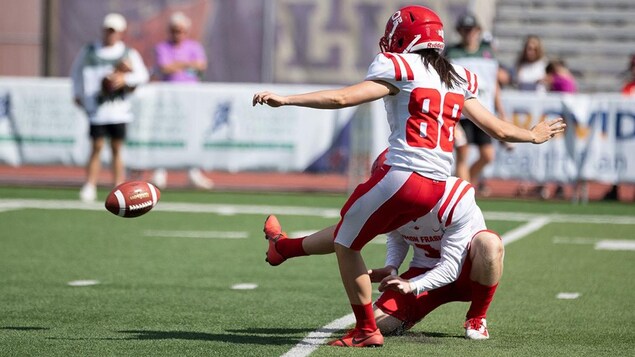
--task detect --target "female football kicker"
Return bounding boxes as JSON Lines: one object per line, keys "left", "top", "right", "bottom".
{"left": 263, "top": 151, "right": 502, "bottom": 341}
{"left": 253, "top": 5, "right": 565, "bottom": 348}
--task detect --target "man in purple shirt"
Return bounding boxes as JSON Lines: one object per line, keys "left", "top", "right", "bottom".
{"left": 152, "top": 12, "right": 213, "bottom": 190}
{"left": 155, "top": 12, "right": 207, "bottom": 82}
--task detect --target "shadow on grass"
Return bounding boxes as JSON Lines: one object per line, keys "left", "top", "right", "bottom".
{"left": 114, "top": 327, "right": 315, "bottom": 345}
{"left": 225, "top": 327, "right": 327, "bottom": 334}
{"left": 1, "top": 326, "right": 49, "bottom": 331}
{"left": 393, "top": 330, "right": 464, "bottom": 344}
{"left": 45, "top": 326, "right": 332, "bottom": 346}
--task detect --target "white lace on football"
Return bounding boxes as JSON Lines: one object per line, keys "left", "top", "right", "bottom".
{"left": 129, "top": 200, "right": 153, "bottom": 211}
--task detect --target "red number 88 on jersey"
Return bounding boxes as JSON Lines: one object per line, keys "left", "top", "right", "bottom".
{"left": 406, "top": 88, "right": 464, "bottom": 152}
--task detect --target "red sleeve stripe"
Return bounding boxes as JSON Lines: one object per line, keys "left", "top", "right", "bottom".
{"left": 437, "top": 179, "right": 464, "bottom": 224}
{"left": 464, "top": 68, "right": 477, "bottom": 94}
{"left": 464, "top": 68, "right": 473, "bottom": 93}
{"left": 394, "top": 54, "right": 414, "bottom": 80}
{"left": 445, "top": 183, "right": 473, "bottom": 227}
{"left": 382, "top": 53, "right": 403, "bottom": 81}
{"left": 472, "top": 72, "right": 479, "bottom": 94}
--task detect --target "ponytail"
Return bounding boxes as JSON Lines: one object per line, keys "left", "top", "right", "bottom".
{"left": 414, "top": 49, "right": 464, "bottom": 89}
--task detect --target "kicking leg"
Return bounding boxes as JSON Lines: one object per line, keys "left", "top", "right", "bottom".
{"left": 263, "top": 215, "right": 336, "bottom": 266}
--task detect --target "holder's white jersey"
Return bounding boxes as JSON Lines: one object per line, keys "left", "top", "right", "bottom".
{"left": 365, "top": 53, "right": 479, "bottom": 180}
{"left": 384, "top": 177, "right": 487, "bottom": 295}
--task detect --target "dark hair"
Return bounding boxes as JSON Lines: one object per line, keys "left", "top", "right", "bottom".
{"left": 516, "top": 35, "right": 545, "bottom": 67}
{"left": 546, "top": 58, "right": 566, "bottom": 74}
{"left": 414, "top": 49, "right": 465, "bottom": 89}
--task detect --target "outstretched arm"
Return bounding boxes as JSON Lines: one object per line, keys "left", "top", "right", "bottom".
{"left": 462, "top": 98, "right": 566, "bottom": 144}
{"left": 252, "top": 80, "right": 396, "bottom": 109}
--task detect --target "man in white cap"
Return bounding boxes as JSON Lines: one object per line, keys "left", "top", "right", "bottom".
{"left": 71, "top": 13, "right": 149, "bottom": 202}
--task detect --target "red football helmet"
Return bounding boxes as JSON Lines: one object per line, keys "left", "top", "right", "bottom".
{"left": 379, "top": 6, "right": 445, "bottom": 53}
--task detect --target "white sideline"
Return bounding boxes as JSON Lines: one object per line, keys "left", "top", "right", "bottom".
{"left": 1, "top": 199, "right": 635, "bottom": 224}
{"left": 281, "top": 216, "right": 552, "bottom": 357}
{"left": 281, "top": 314, "right": 355, "bottom": 357}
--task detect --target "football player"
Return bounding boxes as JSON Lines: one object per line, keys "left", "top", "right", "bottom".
{"left": 254, "top": 5, "right": 564, "bottom": 347}
{"left": 264, "top": 151, "right": 502, "bottom": 342}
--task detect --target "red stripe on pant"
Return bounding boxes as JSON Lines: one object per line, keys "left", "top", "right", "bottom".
{"left": 336, "top": 166, "right": 445, "bottom": 251}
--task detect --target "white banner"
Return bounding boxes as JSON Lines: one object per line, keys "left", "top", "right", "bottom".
{"left": 0, "top": 78, "right": 354, "bottom": 172}
{"left": 493, "top": 91, "right": 635, "bottom": 184}
{"left": 0, "top": 78, "right": 89, "bottom": 166}
{"left": 485, "top": 92, "right": 576, "bottom": 183}
{"left": 2, "top": 78, "right": 634, "bottom": 183}
{"left": 128, "top": 83, "right": 355, "bottom": 172}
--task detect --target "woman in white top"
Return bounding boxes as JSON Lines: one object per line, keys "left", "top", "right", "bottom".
{"left": 514, "top": 35, "right": 548, "bottom": 91}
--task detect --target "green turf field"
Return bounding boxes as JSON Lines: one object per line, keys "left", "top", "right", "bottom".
{"left": 1, "top": 186, "right": 634, "bottom": 356}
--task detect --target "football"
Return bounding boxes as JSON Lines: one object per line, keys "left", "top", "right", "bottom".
{"left": 105, "top": 181, "right": 161, "bottom": 218}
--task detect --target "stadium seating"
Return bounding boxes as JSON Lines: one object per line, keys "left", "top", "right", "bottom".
{"left": 493, "top": 0, "right": 635, "bottom": 92}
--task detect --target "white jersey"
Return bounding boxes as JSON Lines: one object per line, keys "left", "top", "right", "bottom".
{"left": 365, "top": 53, "right": 479, "bottom": 180}
{"left": 384, "top": 177, "right": 486, "bottom": 295}
{"left": 70, "top": 41, "right": 149, "bottom": 125}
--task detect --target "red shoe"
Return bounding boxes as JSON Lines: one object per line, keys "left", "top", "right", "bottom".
{"left": 328, "top": 328, "right": 384, "bottom": 347}
{"left": 263, "top": 215, "right": 287, "bottom": 266}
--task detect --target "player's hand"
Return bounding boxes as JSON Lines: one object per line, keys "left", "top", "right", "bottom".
{"left": 252, "top": 91, "right": 288, "bottom": 107}
{"left": 378, "top": 276, "right": 413, "bottom": 295}
{"left": 368, "top": 266, "right": 397, "bottom": 283}
{"left": 531, "top": 117, "right": 566, "bottom": 144}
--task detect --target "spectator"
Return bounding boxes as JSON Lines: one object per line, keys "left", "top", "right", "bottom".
{"left": 545, "top": 59, "right": 577, "bottom": 93}
{"left": 71, "top": 13, "right": 149, "bottom": 202}
{"left": 514, "top": 35, "right": 549, "bottom": 199}
{"left": 445, "top": 12, "right": 509, "bottom": 196}
{"left": 545, "top": 59, "right": 579, "bottom": 201}
{"left": 151, "top": 11, "right": 213, "bottom": 190}
{"left": 514, "top": 35, "right": 548, "bottom": 91}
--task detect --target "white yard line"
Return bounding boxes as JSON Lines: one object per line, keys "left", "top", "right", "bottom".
{"left": 501, "top": 216, "right": 551, "bottom": 245}
{"left": 595, "top": 240, "right": 635, "bottom": 251}
{"left": 1, "top": 199, "right": 635, "bottom": 224}
{"left": 0, "top": 199, "right": 340, "bottom": 218}
{"left": 281, "top": 314, "right": 355, "bottom": 357}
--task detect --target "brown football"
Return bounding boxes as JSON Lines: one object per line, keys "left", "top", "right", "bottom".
{"left": 105, "top": 181, "right": 161, "bottom": 218}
